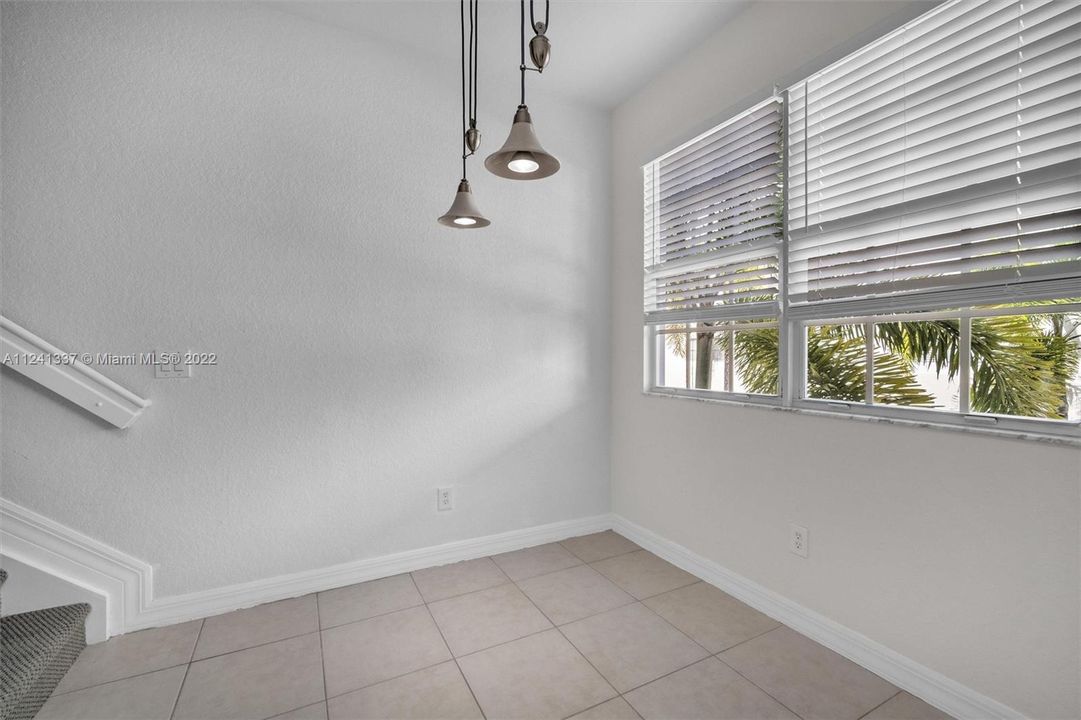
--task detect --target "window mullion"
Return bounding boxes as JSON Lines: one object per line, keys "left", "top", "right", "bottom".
{"left": 959, "top": 316, "right": 972, "bottom": 414}
{"left": 779, "top": 88, "right": 792, "bottom": 405}
{"left": 864, "top": 321, "right": 875, "bottom": 404}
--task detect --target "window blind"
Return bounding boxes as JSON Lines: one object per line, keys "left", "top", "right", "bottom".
{"left": 644, "top": 97, "right": 784, "bottom": 324}
{"left": 786, "top": 0, "right": 1081, "bottom": 319}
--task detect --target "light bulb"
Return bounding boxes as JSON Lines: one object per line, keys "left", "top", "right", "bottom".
{"left": 508, "top": 152, "right": 540, "bottom": 174}
{"left": 453, "top": 217, "right": 477, "bottom": 226}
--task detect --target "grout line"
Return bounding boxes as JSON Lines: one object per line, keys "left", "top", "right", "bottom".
{"left": 564, "top": 695, "right": 636, "bottom": 720}
{"left": 168, "top": 618, "right": 204, "bottom": 720}
{"left": 50, "top": 662, "right": 190, "bottom": 698}
{"left": 410, "top": 556, "right": 512, "bottom": 605}
{"left": 421, "top": 603, "right": 487, "bottom": 720}
{"left": 711, "top": 623, "right": 783, "bottom": 655}
{"left": 617, "top": 694, "right": 645, "bottom": 719}
{"left": 315, "top": 591, "right": 329, "bottom": 708}
{"left": 634, "top": 596, "right": 713, "bottom": 657}
{"left": 414, "top": 578, "right": 514, "bottom": 605}
{"left": 188, "top": 619, "right": 206, "bottom": 663}
{"left": 563, "top": 545, "right": 643, "bottom": 566}
{"left": 452, "top": 624, "right": 556, "bottom": 662}
{"left": 52, "top": 619, "right": 209, "bottom": 700}
{"left": 633, "top": 578, "right": 703, "bottom": 602}
{"left": 454, "top": 659, "right": 487, "bottom": 720}
{"left": 264, "top": 700, "right": 327, "bottom": 720}
{"left": 189, "top": 628, "right": 322, "bottom": 664}
{"left": 169, "top": 664, "right": 193, "bottom": 720}
{"left": 499, "top": 558, "right": 586, "bottom": 584}
{"left": 318, "top": 600, "right": 427, "bottom": 632}
{"left": 619, "top": 655, "right": 707, "bottom": 695}
{"left": 518, "top": 574, "right": 620, "bottom": 715}
{"left": 403, "top": 572, "right": 424, "bottom": 601}
{"left": 324, "top": 657, "right": 456, "bottom": 703}
{"left": 856, "top": 690, "right": 903, "bottom": 720}
{"left": 714, "top": 650, "right": 807, "bottom": 719}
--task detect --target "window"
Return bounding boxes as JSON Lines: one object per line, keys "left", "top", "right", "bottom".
{"left": 644, "top": 97, "right": 784, "bottom": 397}
{"left": 644, "top": 0, "right": 1081, "bottom": 440}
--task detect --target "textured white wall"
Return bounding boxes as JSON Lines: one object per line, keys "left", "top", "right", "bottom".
{"left": 609, "top": 2, "right": 1081, "bottom": 719}
{"left": 1, "top": 2, "right": 610, "bottom": 596}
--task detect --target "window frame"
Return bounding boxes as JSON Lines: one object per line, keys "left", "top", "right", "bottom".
{"left": 645, "top": 302, "right": 1081, "bottom": 442}
{"left": 643, "top": 93, "right": 1081, "bottom": 443}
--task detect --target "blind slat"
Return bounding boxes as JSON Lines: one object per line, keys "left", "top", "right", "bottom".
{"left": 645, "top": 96, "right": 783, "bottom": 321}
{"left": 786, "top": 0, "right": 1080, "bottom": 317}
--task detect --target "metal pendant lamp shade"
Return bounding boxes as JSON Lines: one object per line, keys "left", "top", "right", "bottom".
{"left": 439, "top": 0, "right": 489, "bottom": 229}
{"left": 438, "top": 179, "right": 490, "bottom": 228}
{"left": 485, "top": 105, "right": 560, "bottom": 180}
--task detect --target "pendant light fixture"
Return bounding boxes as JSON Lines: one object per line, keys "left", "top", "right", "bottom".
{"left": 485, "top": 0, "right": 559, "bottom": 180}
{"left": 439, "top": 0, "right": 490, "bottom": 228}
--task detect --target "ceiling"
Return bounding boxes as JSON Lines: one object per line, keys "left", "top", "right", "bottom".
{"left": 275, "top": 0, "right": 751, "bottom": 108}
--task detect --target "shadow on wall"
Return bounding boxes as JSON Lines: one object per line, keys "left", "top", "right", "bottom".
{"left": 0, "top": 2, "right": 611, "bottom": 597}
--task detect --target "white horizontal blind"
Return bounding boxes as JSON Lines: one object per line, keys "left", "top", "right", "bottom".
{"left": 787, "top": 0, "right": 1081, "bottom": 319}
{"left": 644, "top": 97, "right": 784, "bottom": 324}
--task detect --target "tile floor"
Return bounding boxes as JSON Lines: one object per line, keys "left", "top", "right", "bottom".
{"left": 37, "top": 531, "right": 954, "bottom": 720}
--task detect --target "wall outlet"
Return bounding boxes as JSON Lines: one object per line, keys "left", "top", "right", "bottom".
{"left": 437, "top": 487, "right": 453, "bottom": 512}
{"left": 790, "top": 524, "right": 809, "bottom": 558}
{"left": 154, "top": 353, "right": 191, "bottom": 379}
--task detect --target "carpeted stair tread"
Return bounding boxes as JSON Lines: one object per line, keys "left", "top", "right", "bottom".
{"left": 0, "top": 603, "right": 90, "bottom": 720}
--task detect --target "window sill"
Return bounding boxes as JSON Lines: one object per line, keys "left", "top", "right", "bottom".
{"left": 643, "top": 388, "right": 1081, "bottom": 447}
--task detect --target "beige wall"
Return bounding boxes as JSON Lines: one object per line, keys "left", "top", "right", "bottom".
{"left": 609, "top": 2, "right": 1081, "bottom": 718}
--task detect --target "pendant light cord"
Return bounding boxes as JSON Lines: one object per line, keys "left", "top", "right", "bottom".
{"left": 471, "top": 0, "right": 478, "bottom": 130}
{"left": 529, "top": 0, "right": 549, "bottom": 32}
{"left": 460, "top": 0, "right": 467, "bottom": 179}
{"left": 519, "top": 0, "right": 526, "bottom": 105}
{"left": 461, "top": 0, "right": 480, "bottom": 179}
{"left": 519, "top": 0, "right": 547, "bottom": 105}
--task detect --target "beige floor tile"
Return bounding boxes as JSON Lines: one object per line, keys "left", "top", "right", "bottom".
{"left": 36, "top": 666, "right": 186, "bottom": 720}
{"left": 560, "top": 602, "right": 708, "bottom": 693}
{"left": 625, "top": 657, "right": 798, "bottom": 720}
{"left": 862, "top": 692, "right": 954, "bottom": 720}
{"left": 491, "top": 542, "right": 584, "bottom": 581}
{"left": 193, "top": 594, "right": 319, "bottom": 660}
{"left": 53, "top": 619, "right": 202, "bottom": 693}
{"left": 428, "top": 583, "right": 552, "bottom": 656}
{"left": 569, "top": 697, "right": 642, "bottom": 720}
{"left": 318, "top": 574, "right": 423, "bottom": 629}
{"left": 411, "top": 557, "right": 509, "bottom": 602}
{"left": 271, "top": 702, "right": 328, "bottom": 720}
{"left": 327, "top": 661, "right": 482, "bottom": 720}
{"left": 720, "top": 627, "right": 897, "bottom": 720}
{"left": 518, "top": 565, "right": 635, "bottom": 626}
{"left": 643, "top": 582, "right": 780, "bottom": 653}
{"left": 173, "top": 633, "right": 324, "bottom": 720}
{"left": 591, "top": 551, "right": 697, "bottom": 600}
{"left": 457, "top": 629, "right": 616, "bottom": 719}
{"left": 321, "top": 605, "right": 451, "bottom": 696}
{"left": 561, "top": 531, "right": 640, "bottom": 563}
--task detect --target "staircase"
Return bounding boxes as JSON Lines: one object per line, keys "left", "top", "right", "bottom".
{"left": 0, "top": 569, "right": 91, "bottom": 720}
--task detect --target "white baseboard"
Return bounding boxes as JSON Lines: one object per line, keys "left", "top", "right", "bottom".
{"left": 130, "top": 512, "right": 612, "bottom": 631}
{"left": 610, "top": 514, "right": 1026, "bottom": 720}
{"left": 0, "top": 496, "right": 610, "bottom": 636}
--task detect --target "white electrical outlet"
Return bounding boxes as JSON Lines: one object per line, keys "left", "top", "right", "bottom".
{"left": 154, "top": 352, "right": 191, "bottom": 379}
{"left": 437, "top": 487, "right": 453, "bottom": 512}
{"left": 790, "top": 524, "right": 809, "bottom": 558}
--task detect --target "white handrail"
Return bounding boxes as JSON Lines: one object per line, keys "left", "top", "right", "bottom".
{"left": 0, "top": 316, "right": 150, "bottom": 429}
